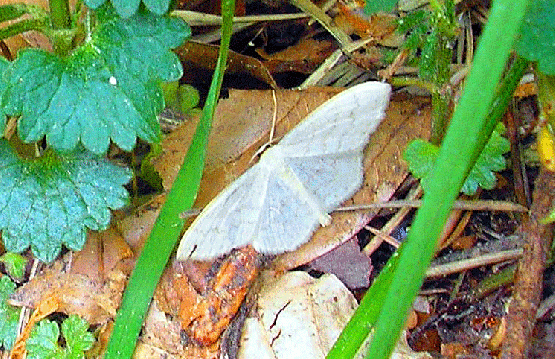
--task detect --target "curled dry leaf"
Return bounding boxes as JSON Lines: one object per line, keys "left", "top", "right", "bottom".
{"left": 256, "top": 37, "right": 337, "bottom": 74}
{"left": 175, "top": 41, "right": 278, "bottom": 89}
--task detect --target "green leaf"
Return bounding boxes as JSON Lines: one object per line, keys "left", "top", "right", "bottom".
{"left": 143, "top": 0, "right": 171, "bottom": 15}
{"left": 3, "top": 8, "right": 190, "bottom": 154}
{"left": 403, "top": 138, "right": 438, "bottom": 179}
{"left": 111, "top": 0, "right": 141, "bottom": 18}
{"left": 395, "top": 1, "right": 457, "bottom": 85}
{"left": 0, "top": 275, "right": 20, "bottom": 350}
{"left": 516, "top": 0, "right": 555, "bottom": 75}
{"left": 27, "top": 316, "right": 94, "bottom": 359}
{"left": 0, "top": 140, "right": 131, "bottom": 262}
{"left": 84, "top": 0, "right": 172, "bottom": 17}
{"left": 404, "top": 124, "right": 510, "bottom": 195}
{"left": 0, "top": 252, "right": 28, "bottom": 281}
{"left": 62, "top": 315, "right": 95, "bottom": 358}
{"left": 27, "top": 320, "right": 62, "bottom": 359}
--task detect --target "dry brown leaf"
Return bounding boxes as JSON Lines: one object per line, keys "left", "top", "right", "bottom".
{"left": 71, "top": 226, "right": 134, "bottom": 282}
{"left": 175, "top": 41, "right": 277, "bottom": 89}
{"left": 154, "top": 88, "right": 431, "bottom": 270}
{"left": 307, "top": 238, "right": 372, "bottom": 289}
{"left": 153, "top": 86, "right": 346, "bottom": 192}
{"left": 116, "top": 194, "right": 166, "bottom": 254}
{"left": 256, "top": 37, "right": 337, "bottom": 74}
{"left": 334, "top": 3, "right": 398, "bottom": 40}
{"left": 9, "top": 260, "right": 128, "bottom": 324}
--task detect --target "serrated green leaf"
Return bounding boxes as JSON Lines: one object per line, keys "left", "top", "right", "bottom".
{"left": 3, "top": 9, "right": 190, "bottom": 154}
{"left": 0, "top": 276, "right": 20, "bottom": 350}
{"left": 84, "top": 0, "right": 172, "bottom": 17}
{"left": 0, "top": 56, "right": 9, "bottom": 134}
{"left": 516, "top": 0, "right": 555, "bottom": 75}
{"left": 403, "top": 138, "right": 439, "bottom": 178}
{"left": 27, "top": 320, "right": 62, "bottom": 359}
{"left": 0, "top": 140, "right": 131, "bottom": 262}
{"left": 84, "top": 0, "right": 106, "bottom": 9}
{"left": 111, "top": 0, "right": 141, "bottom": 18}
{"left": 403, "top": 124, "right": 510, "bottom": 195}
{"left": 62, "top": 315, "right": 95, "bottom": 358}
{"left": 143, "top": 0, "right": 171, "bottom": 15}
{"left": 461, "top": 124, "right": 510, "bottom": 194}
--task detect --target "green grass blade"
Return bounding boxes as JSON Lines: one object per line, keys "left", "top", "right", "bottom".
{"left": 102, "top": 1, "right": 235, "bottom": 357}
{"left": 364, "top": 1, "right": 530, "bottom": 358}
{"left": 327, "top": 0, "right": 530, "bottom": 358}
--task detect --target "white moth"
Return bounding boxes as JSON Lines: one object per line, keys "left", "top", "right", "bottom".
{"left": 176, "top": 81, "right": 391, "bottom": 260}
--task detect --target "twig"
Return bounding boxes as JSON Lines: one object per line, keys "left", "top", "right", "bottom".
{"left": 337, "top": 199, "right": 528, "bottom": 212}
{"left": 426, "top": 249, "right": 523, "bottom": 277}
{"left": 172, "top": 10, "right": 308, "bottom": 26}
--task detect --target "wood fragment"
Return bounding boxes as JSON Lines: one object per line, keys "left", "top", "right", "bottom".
{"left": 501, "top": 169, "right": 555, "bottom": 358}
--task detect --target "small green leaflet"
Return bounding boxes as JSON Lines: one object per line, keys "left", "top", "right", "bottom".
{"left": 403, "top": 123, "right": 510, "bottom": 195}
{"left": 85, "top": 0, "right": 171, "bottom": 18}
{"left": 0, "top": 252, "right": 27, "bottom": 280}
{"left": 516, "top": 0, "right": 555, "bottom": 75}
{"left": 0, "top": 140, "right": 131, "bottom": 262}
{"left": 0, "top": 275, "right": 20, "bottom": 351}
{"left": 2, "top": 7, "right": 190, "bottom": 154}
{"left": 26, "top": 315, "right": 95, "bottom": 359}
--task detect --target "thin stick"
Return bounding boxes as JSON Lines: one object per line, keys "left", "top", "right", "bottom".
{"left": 172, "top": 10, "right": 309, "bottom": 26}
{"left": 426, "top": 249, "right": 523, "bottom": 277}
{"left": 337, "top": 199, "right": 528, "bottom": 213}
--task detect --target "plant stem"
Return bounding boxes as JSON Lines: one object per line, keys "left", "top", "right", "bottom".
{"left": 49, "top": 0, "right": 70, "bottom": 29}
{"left": 430, "top": 90, "right": 450, "bottom": 145}
{"left": 48, "top": 0, "right": 74, "bottom": 56}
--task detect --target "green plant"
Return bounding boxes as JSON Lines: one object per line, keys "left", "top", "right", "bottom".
{"left": 404, "top": 123, "right": 510, "bottom": 195}
{"left": 0, "top": 2, "right": 190, "bottom": 262}
{"left": 515, "top": 0, "right": 555, "bottom": 222}
{"left": 0, "top": 275, "right": 20, "bottom": 350}
{"left": 395, "top": 0, "right": 458, "bottom": 144}
{"left": 327, "top": 0, "right": 531, "bottom": 358}
{"left": 26, "top": 315, "right": 95, "bottom": 359}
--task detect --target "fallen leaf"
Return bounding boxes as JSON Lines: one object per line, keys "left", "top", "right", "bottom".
{"left": 155, "top": 89, "right": 431, "bottom": 269}
{"left": 9, "top": 260, "right": 128, "bottom": 324}
{"left": 153, "top": 86, "right": 347, "bottom": 192}
{"left": 175, "top": 41, "right": 277, "bottom": 89}
{"left": 238, "top": 270, "right": 432, "bottom": 359}
{"left": 238, "top": 271, "right": 358, "bottom": 359}
{"left": 70, "top": 226, "right": 134, "bottom": 282}
{"left": 307, "top": 238, "right": 372, "bottom": 289}
{"left": 256, "top": 37, "right": 337, "bottom": 74}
